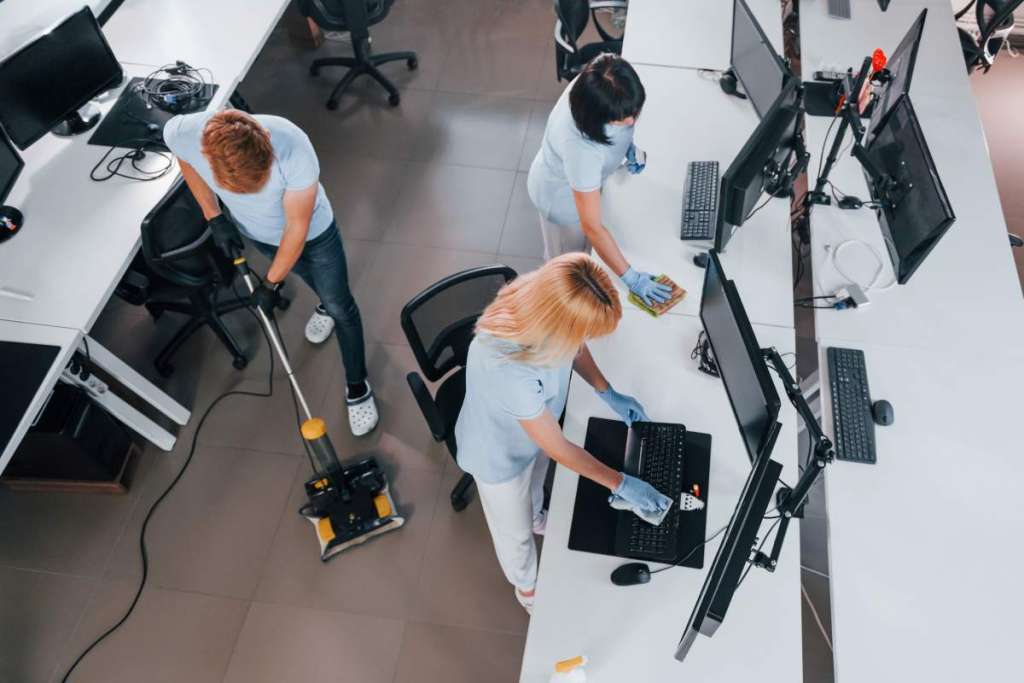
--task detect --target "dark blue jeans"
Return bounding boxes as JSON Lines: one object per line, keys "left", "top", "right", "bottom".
{"left": 252, "top": 222, "right": 367, "bottom": 384}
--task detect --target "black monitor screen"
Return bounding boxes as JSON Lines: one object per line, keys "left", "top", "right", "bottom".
{"left": 863, "top": 95, "right": 954, "bottom": 284}
{"left": 0, "top": 7, "right": 123, "bottom": 149}
{"left": 0, "top": 129, "right": 23, "bottom": 205}
{"left": 731, "top": 0, "right": 792, "bottom": 119}
{"left": 699, "top": 252, "right": 781, "bottom": 462}
{"left": 715, "top": 81, "right": 801, "bottom": 253}
{"left": 867, "top": 8, "right": 926, "bottom": 143}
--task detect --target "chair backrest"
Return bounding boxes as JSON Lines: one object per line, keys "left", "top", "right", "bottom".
{"left": 961, "top": 0, "right": 1022, "bottom": 71}
{"left": 554, "top": 0, "right": 591, "bottom": 80}
{"left": 400, "top": 265, "right": 518, "bottom": 382}
{"left": 141, "top": 179, "right": 234, "bottom": 289}
{"left": 306, "top": 0, "right": 392, "bottom": 36}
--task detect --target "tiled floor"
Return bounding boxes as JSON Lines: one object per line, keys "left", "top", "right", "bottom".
{"left": 5, "top": 2, "right": 1023, "bottom": 682}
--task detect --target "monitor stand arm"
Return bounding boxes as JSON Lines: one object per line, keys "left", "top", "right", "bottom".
{"left": 751, "top": 347, "right": 836, "bottom": 573}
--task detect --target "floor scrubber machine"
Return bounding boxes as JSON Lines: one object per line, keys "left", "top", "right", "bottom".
{"left": 211, "top": 217, "right": 404, "bottom": 561}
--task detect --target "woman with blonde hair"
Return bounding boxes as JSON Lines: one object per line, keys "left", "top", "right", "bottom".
{"left": 455, "top": 253, "right": 672, "bottom": 613}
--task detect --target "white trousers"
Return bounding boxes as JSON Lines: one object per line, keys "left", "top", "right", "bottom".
{"left": 475, "top": 453, "right": 551, "bottom": 592}
{"left": 539, "top": 213, "right": 589, "bottom": 261}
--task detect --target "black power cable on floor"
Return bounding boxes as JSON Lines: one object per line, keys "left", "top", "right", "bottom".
{"left": 60, "top": 297, "right": 277, "bottom": 683}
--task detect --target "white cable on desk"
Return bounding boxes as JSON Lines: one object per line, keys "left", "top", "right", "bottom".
{"left": 825, "top": 239, "right": 897, "bottom": 293}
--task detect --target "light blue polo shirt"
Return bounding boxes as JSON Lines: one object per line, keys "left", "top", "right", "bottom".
{"left": 527, "top": 83, "right": 636, "bottom": 227}
{"left": 455, "top": 334, "right": 573, "bottom": 484}
{"left": 163, "top": 111, "right": 333, "bottom": 245}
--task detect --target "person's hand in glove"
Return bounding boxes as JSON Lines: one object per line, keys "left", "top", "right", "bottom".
{"left": 625, "top": 143, "right": 646, "bottom": 174}
{"left": 621, "top": 266, "right": 672, "bottom": 306}
{"left": 208, "top": 215, "right": 244, "bottom": 257}
{"left": 251, "top": 280, "right": 283, "bottom": 315}
{"left": 608, "top": 473, "right": 674, "bottom": 526}
{"left": 598, "top": 385, "right": 650, "bottom": 426}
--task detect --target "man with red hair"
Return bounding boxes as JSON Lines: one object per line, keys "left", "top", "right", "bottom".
{"left": 164, "top": 109, "right": 378, "bottom": 436}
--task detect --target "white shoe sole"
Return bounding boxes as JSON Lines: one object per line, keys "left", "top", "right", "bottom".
{"left": 347, "top": 386, "right": 379, "bottom": 437}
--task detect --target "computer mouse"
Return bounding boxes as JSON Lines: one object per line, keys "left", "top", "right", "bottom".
{"left": 871, "top": 399, "right": 894, "bottom": 426}
{"left": 611, "top": 562, "right": 651, "bottom": 586}
{"left": 0, "top": 206, "right": 23, "bottom": 242}
{"left": 692, "top": 252, "right": 709, "bottom": 269}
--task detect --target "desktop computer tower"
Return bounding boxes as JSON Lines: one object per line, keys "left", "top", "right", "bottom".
{"left": 3, "top": 384, "right": 136, "bottom": 492}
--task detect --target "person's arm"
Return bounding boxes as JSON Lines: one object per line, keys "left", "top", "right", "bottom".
{"left": 520, "top": 410, "right": 623, "bottom": 492}
{"left": 178, "top": 158, "right": 223, "bottom": 220}
{"left": 572, "top": 344, "right": 609, "bottom": 393}
{"left": 265, "top": 183, "right": 317, "bottom": 284}
{"left": 573, "top": 189, "right": 629, "bottom": 276}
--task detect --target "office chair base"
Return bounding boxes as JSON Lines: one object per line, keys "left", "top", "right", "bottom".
{"left": 310, "top": 51, "right": 418, "bottom": 109}
{"left": 450, "top": 472, "right": 474, "bottom": 512}
{"left": 149, "top": 296, "right": 250, "bottom": 377}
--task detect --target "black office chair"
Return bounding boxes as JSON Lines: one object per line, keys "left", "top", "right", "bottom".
{"left": 554, "top": 0, "right": 627, "bottom": 82}
{"left": 303, "top": 0, "right": 418, "bottom": 109}
{"left": 957, "top": 0, "right": 1024, "bottom": 73}
{"left": 1010, "top": 233, "right": 1023, "bottom": 247}
{"left": 116, "top": 180, "right": 283, "bottom": 376}
{"left": 400, "top": 265, "right": 518, "bottom": 511}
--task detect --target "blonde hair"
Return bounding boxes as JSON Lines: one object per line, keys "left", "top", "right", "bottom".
{"left": 476, "top": 253, "right": 622, "bottom": 365}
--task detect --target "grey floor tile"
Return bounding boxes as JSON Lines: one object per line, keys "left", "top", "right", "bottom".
{"left": 412, "top": 469, "right": 531, "bottom": 634}
{"left": 104, "top": 447, "right": 298, "bottom": 600}
{"left": 384, "top": 162, "right": 517, "bottom": 253}
{"left": 353, "top": 242, "right": 501, "bottom": 346}
{"left": 495, "top": 254, "right": 545, "bottom": 277}
{"left": 0, "top": 484, "right": 137, "bottom": 577}
{"left": 53, "top": 581, "right": 249, "bottom": 683}
{"left": 319, "top": 343, "right": 452, "bottom": 473}
{"left": 223, "top": 602, "right": 403, "bottom": 683}
{"left": 498, "top": 172, "right": 547, "bottom": 259}
{"left": 0, "top": 567, "right": 95, "bottom": 683}
{"left": 322, "top": 157, "right": 412, "bottom": 241}
{"left": 801, "top": 571, "right": 835, "bottom": 683}
{"left": 254, "top": 452, "right": 441, "bottom": 620}
{"left": 363, "top": 17, "right": 451, "bottom": 92}
{"left": 439, "top": 32, "right": 549, "bottom": 98}
{"left": 534, "top": 42, "right": 569, "bottom": 101}
{"left": 799, "top": 513, "right": 830, "bottom": 579}
{"left": 415, "top": 91, "right": 532, "bottom": 170}
{"left": 393, "top": 620, "right": 526, "bottom": 683}
{"left": 518, "top": 98, "right": 555, "bottom": 172}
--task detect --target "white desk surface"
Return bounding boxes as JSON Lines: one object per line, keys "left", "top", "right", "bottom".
{"left": 804, "top": 93, "right": 1024, "bottom": 351}
{"left": 799, "top": 0, "right": 971, "bottom": 101}
{"left": 817, "top": 338, "right": 1024, "bottom": 681}
{"left": 520, "top": 311, "right": 802, "bottom": 682}
{"left": 102, "top": 0, "right": 291, "bottom": 102}
{"left": 601, "top": 65, "right": 794, "bottom": 330}
{"left": 0, "top": 320, "right": 80, "bottom": 472}
{"left": 623, "top": 0, "right": 784, "bottom": 73}
{"left": 0, "top": 64, "right": 182, "bottom": 332}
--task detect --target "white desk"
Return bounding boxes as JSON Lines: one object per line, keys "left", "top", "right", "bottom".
{"left": 799, "top": 0, "right": 972, "bottom": 101}
{"left": 520, "top": 311, "right": 802, "bottom": 682}
{"left": 102, "top": 0, "right": 291, "bottom": 104}
{"left": 817, "top": 339, "right": 1024, "bottom": 681}
{"left": 803, "top": 93, "right": 1024, "bottom": 351}
{"left": 622, "top": 0, "right": 784, "bottom": 73}
{"left": 602, "top": 65, "right": 795, "bottom": 330}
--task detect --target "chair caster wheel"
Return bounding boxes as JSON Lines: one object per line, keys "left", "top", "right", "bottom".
{"left": 451, "top": 496, "right": 468, "bottom": 512}
{"left": 232, "top": 357, "right": 248, "bottom": 370}
{"left": 388, "top": 93, "right": 400, "bottom": 107}
{"left": 326, "top": 99, "right": 339, "bottom": 111}
{"left": 276, "top": 296, "right": 290, "bottom": 311}
{"left": 156, "top": 363, "right": 174, "bottom": 378}
{"left": 407, "top": 57, "right": 418, "bottom": 70}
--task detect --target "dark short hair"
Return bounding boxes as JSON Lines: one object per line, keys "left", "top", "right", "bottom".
{"left": 569, "top": 54, "right": 646, "bottom": 145}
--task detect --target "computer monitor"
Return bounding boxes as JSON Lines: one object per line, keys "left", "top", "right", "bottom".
{"left": 730, "top": 0, "right": 794, "bottom": 119}
{"left": 860, "top": 94, "right": 955, "bottom": 284}
{"left": 0, "top": 127, "right": 24, "bottom": 234}
{"left": 714, "top": 81, "right": 802, "bottom": 253}
{"left": 0, "top": 7, "right": 123, "bottom": 150}
{"left": 866, "top": 8, "right": 926, "bottom": 144}
{"left": 676, "top": 420, "right": 782, "bottom": 662}
{"left": 698, "top": 251, "right": 781, "bottom": 463}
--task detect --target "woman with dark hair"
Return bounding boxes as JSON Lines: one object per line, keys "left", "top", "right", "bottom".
{"left": 527, "top": 53, "right": 671, "bottom": 307}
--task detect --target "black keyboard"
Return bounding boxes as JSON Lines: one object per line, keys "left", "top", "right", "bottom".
{"left": 614, "top": 422, "right": 686, "bottom": 561}
{"left": 680, "top": 161, "right": 719, "bottom": 240}
{"left": 827, "top": 347, "right": 876, "bottom": 464}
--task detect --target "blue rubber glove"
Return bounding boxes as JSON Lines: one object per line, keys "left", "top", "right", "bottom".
{"left": 598, "top": 386, "right": 650, "bottom": 426}
{"left": 621, "top": 267, "right": 672, "bottom": 306}
{"left": 625, "top": 143, "right": 646, "bottom": 174}
{"left": 609, "top": 473, "right": 674, "bottom": 526}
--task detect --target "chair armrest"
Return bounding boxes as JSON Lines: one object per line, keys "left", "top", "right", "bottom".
{"left": 406, "top": 372, "right": 447, "bottom": 442}
{"left": 1010, "top": 233, "right": 1023, "bottom": 248}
